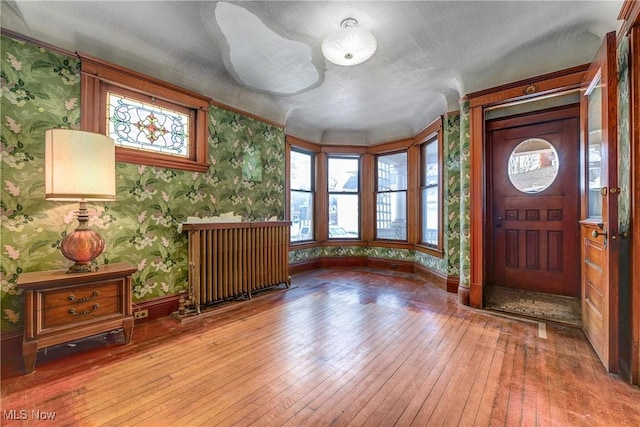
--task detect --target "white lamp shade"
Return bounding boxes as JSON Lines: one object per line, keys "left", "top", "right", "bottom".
{"left": 45, "top": 129, "right": 116, "bottom": 201}
{"left": 322, "top": 26, "right": 377, "bottom": 66}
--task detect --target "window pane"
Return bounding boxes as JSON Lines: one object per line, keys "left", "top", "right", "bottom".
{"left": 423, "top": 140, "right": 438, "bottom": 186}
{"left": 329, "top": 194, "right": 359, "bottom": 238}
{"left": 376, "top": 191, "right": 407, "bottom": 240}
{"left": 328, "top": 157, "right": 359, "bottom": 192}
{"left": 587, "top": 80, "right": 602, "bottom": 218}
{"left": 108, "top": 92, "right": 190, "bottom": 156}
{"left": 377, "top": 152, "right": 407, "bottom": 191}
{"left": 291, "top": 190, "right": 313, "bottom": 242}
{"left": 291, "top": 150, "right": 312, "bottom": 191}
{"left": 422, "top": 187, "right": 439, "bottom": 245}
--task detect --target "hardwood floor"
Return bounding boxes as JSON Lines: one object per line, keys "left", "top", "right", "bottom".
{"left": 2, "top": 268, "right": 639, "bottom": 426}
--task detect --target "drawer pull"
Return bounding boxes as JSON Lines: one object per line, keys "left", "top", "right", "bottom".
{"left": 68, "top": 303, "right": 100, "bottom": 316}
{"left": 68, "top": 290, "right": 100, "bottom": 302}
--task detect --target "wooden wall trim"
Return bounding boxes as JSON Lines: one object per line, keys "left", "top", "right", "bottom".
{"left": 289, "top": 259, "right": 323, "bottom": 275}
{"left": 630, "top": 21, "right": 640, "bottom": 386}
{"left": 469, "top": 105, "right": 485, "bottom": 308}
{"left": 467, "top": 66, "right": 588, "bottom": 309}
{"left": 132, "top": 294, "right": 181, "bottom": 325}
{"left": 467, "top": 65, "right": 588, "bottom": 108}
{"left": 290, "top": 256, "right": 457, "bottom": 294}
{"left": 0, "top": 328, "right": 22, "bottom": 362}
{"left": 1, "top": 29, "right": 75, "bottom": 57}
{"left": 619, "top": 0, "right": 640, "bottom": 38}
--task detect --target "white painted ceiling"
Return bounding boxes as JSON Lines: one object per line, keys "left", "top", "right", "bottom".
{"left": 1, "top": 1, "right": 623, "bottom": 145}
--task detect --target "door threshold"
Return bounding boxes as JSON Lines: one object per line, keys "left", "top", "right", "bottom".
{"left": 485, "top": 286, "right": 581, "bottom": 327}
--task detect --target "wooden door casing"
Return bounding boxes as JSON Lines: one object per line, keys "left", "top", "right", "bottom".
{"left": 487, "top": 108, "right": 580, "bottom": 296}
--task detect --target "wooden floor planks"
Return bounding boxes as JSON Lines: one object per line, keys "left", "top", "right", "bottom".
{"left": 2, "top": 268, "right": 640, "bottom": 426}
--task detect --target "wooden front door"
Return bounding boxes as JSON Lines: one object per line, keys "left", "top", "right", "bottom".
{"left": 580, "top": 32, "right": 619, "bottom": 372}
{"left": 487, "top": 107, "right": 580, "bottom": 296}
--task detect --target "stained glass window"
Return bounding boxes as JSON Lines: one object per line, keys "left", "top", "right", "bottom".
{"left": 107, "top": 92, "right": 190, "bottom": 157}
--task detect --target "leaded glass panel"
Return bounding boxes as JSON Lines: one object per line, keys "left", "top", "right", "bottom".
{"left": 107, "top": 92, "right": 190, "bottom": 157}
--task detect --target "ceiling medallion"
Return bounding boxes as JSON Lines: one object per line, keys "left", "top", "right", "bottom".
{"left": 321, "top": 18, "right": 377, "bottom": 66}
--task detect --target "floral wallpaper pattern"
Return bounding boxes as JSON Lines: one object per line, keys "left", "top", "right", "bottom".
{"left": 457, "top": 100, "right": 471, "bottom": 288}
{"left": 617, "top": 36, "right": 630, "bottom": 234}
{"left": 444, "top": 112, "right": 461, "bottom": 277}
{"left": 0, "top": 36, "right": 285, "bottom": 330}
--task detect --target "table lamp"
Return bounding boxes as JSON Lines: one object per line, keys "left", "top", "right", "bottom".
{"left": 45, "top": 129, "right": 116, "bottom": 273}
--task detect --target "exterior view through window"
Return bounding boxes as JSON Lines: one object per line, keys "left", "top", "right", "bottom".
{"left": 376, "top": 151, "right": 407, "bottom": 240}
{"left": 290, "top": 149, "right": 314, "bottom": 242}
{"left": 328, "top": 156, "right": 360, "bottom": 239}
{"left": 421, "top": 136, "right": 440, "bottom": 247}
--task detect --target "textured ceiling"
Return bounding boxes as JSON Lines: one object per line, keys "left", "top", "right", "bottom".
{"left": 1, "top": 1, "right": 623, "bottom": 145}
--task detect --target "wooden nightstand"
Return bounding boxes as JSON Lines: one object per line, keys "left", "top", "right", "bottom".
{"left": 17, "top": 263, "right": 137, "bottom": 373}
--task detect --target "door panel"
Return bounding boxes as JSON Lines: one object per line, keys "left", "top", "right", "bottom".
{"left": 580, "top": 31, "right": 618, "bottom": 372}
{"left": 489, "top": 112, "right": 580, "bottom": 296}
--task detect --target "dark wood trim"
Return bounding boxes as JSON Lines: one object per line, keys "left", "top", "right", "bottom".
{"left": 132, "top": 294, "right": 182, "bottom": 325}
{"left": 0, "top": 29, "right": 75, "bottom": 57}
{"left": 289, "top": 259, "right": 323, "bottom": 275}
{"left": 367, "top": 258, "right": 414, "bottom": 274}
{"left": 485, "top": 103, "right": 581, "bottom": 130}
{"left": 629, "top": 21, "right": 640, "bottom": 386}
{"left": 458, "top": 285, "right": 471, "bottom": 306}
{"left": 468, "top": 66, "right": 589, "bottom": 309}
{"left": 468, "top": 65, "right": 588, "bottom": 108}
{"left": 618, "top": 0, "right": 640, "bottom": 38}
{"left": 446, "top": 275, "right": 460, "bottom": 294}
{"left": 414, "top": 116, "right": 446, "bottom": 143}
{"left": 290, "top": 255, "right": 456, "bottom": 293}
{"left": 0, "top": 328, "right": 22, "bottom": 361}
{"left": 469, "top": 105, "right": 485, "bottom": 308}
{"left": 79, "top": 53, "right": 210, "bottom": 173}
{"left": 368, "top": 139, "right": 413, "bottom": 154}
{"left": 210, "top": 100, "right": 284, "bottom": 129}
{"left": 321, "top": 257, "right": 368, "bottom": 269}
{"left": 413, "top": 263, "right": 447, "bottom": 291}
{"left": 79, "top": 52, "right": 211, "bottom": 104}
{"left": 287, "top": 135, "right": 322, "bottom": 153}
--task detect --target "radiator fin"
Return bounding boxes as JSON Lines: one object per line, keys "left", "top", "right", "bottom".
{"left": 185, "top": 222, "right": 290, "bottom": 313}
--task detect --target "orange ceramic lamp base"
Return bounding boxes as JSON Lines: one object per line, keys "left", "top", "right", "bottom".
{"left": 60, "top": 202, "right": 105, "bottom": 273}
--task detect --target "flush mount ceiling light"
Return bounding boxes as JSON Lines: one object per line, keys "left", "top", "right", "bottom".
{"left": 321, "top": 18, "right": 377, "bottom": 66}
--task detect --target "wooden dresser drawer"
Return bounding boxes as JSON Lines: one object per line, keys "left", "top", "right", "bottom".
{"left": 43, "top": 296, "right": 121, "bottom": 329}
{"left": 42, "top": 281, "right": 120, "bottom": 309}
{"left": 17, "top": 263, "right": 137, "bottom": 373}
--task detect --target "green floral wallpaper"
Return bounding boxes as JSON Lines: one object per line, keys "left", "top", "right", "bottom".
{"left": 0, "top": 36, "right": 285, "bottom": 330}
{"left": 458, "top": 100, "right": 471, "bottom": 288}
{"left": 444, "top": 112, "right": 461, "bottom": 277}
{"left": 617, "top": 36, "right": 630, "bottom": 234}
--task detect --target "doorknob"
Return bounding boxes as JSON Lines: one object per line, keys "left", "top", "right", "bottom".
{"left": 592, "top": 229, "right": 607, "bottom": 238}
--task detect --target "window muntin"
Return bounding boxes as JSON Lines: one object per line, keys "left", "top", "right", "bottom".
{"left": 328, "top": 155, "right": 360, "bottom": 239}
{"left": 421, "top": 137, "right": 440, "bottom": 248}
{"left": 376, "top": 151, "right": 407, "bottom": 240}
{"left": 291, "top": 149, "right": 314, "bottom": 242}
{"left": 107, "top": 90, "right": 191, "bottom": 157}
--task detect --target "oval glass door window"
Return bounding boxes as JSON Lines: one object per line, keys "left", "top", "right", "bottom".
{"left": 508, "top": 138, "right": 559, "bottom": 193}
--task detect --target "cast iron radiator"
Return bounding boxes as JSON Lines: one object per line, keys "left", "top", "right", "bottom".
{"left": 182, "top": 221, "right": 291, "bottom": 314}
